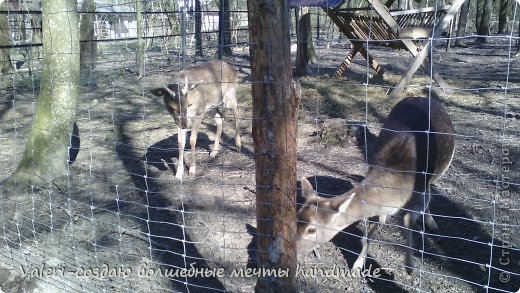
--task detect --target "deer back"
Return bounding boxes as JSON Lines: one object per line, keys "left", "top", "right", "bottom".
{"left": 369, "top": 97, "right": 455, "bottom": 185}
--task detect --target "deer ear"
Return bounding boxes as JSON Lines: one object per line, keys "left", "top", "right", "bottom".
{"left": 162, "top": 85, "right": 177, "bottom": 98}
{"left": 336, "top": 192, "right": 355, "bottom": 213}
{"left": 181, "top": 76, "right": 189, "bottom": 95}
{"left": 150, "top": 87, "right": 165, "bottom": 97}
{"left": 301, "top": 177, "right": 317, "bottom": 201}
{"left": 190, "top": 79, "right": 204, "bottom": 90}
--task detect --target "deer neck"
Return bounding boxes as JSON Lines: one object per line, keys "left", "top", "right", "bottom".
{"left": 335, "top": 171, "right": 415, "bottom": 229}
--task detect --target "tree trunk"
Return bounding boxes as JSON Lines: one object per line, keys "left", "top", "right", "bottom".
{"left": 295, "top": 7, "right": 316, "bottom": 76}
{"left": 5, "top": 0, "right": 79, "bottom": 188}
{"left": 477, "top": 0, "right": 493, "bottom": 42}
{"left": 247, "top": 0, "right": 299, "bottom": 292}
{"left": 135, "top": 0, "right": 144, "bottom": 77}
{"left": 498, "top": 0, "right": 509, "bottom": 34}
{"left": 195, "top": 0, "right": 203, "bottom": 56}
{"left": 398, "top": 0, "right": 407, "bottom": 10}
{"left": 475, "top": 0, "right": 484, "bottom": 36}
{"left": 219, "top": 0, "right": 233, "bottom": 57}
{"left": 80, "top": 0, "right": 97, "bottom": 71}
{"left": 455, "top": 0, "right": 470, "bottom": 47}
{"left": 0, "top": 0, "right": 15, "bottom": 76}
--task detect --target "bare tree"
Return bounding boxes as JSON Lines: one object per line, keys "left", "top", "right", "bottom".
{"left": 476, "top": 0, "right": 492, "bottom": 42}
{"left": 136, "top": 0, "right": 144, "bottom": 76}
{"left": 455, "top": 0, "right": 470, "bottom": 47}
{"left": 479, "top": 0, "right": 493, "bottom": 42}
{"left": 247, "top": 0, "right": 300, "bottom": 291}
{"left": 80, "top": 0, "right": 97, "bottom": 70}
{"left": 0, "top": 0, "right": 15, "bottom": 77}
{"left": 295, "top": 6, "right": 316, "bottom": 76}
{"left": 195, "top": 0, "right": 203, "bottom": 56}
{"left": 498, "top": 0, "right": 510, "bottom": 34}
{"left": 5, "top": 0, "right": 80, "bottom": 187}
{"left": 218, "top": 0, "right": 232, "bottom": 57}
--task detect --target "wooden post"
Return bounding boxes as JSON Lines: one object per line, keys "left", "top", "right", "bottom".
{"left": 247, "top": 0, "right": 300, "bottom": 292}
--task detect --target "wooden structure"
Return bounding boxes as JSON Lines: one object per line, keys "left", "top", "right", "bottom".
{"left": 327, "top": 5, "right": 451, "bottom": 77}
{"left": 290, "top": 0, "right": 466, "bottom": 98}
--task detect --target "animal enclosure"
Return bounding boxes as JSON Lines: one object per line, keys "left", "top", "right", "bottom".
{"left": 0, "top": 0, "right": 519, "bottom": 292}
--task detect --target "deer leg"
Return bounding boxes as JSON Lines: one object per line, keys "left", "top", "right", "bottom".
{"left": 403, "top": 211, "right": 421, "bottom": 274}
{"left": 424, "top": 207, "right": 439, "bottom": 232}
{"left": 176, "top": 127, "right": 188, "bottom": 179}
{"left": 188, "top": 119, "right": 202, "bottom": 176}
{"left": 425, "top": 185, "right": 439, "bottom": 232}
{"left": 232, "top": 105, "right": 241, "bottom": 153}
{"left": 224, "top": 88, "right": 241, "bottom": 152}
{"left": 210, "top": 109, "right": 223, "bottom": 158}
{"left": 352, "top": 214, "right": 387, "bottom": 271}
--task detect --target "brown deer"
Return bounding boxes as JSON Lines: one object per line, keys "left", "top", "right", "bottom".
{"left": 297, "top": 97, "right": 455, "bottom": 273}
{"left": 150, "top": 60, "right": 241, "bottom": 179}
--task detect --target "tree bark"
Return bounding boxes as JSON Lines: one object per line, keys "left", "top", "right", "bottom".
{"left": 475, "top": 0, "right": 485, "bottom": 40}
{"left": 498, "top": 0, "right": 509, "bottom": 34}
{"left": 0, "top": 0, "right": 15, "bottom": 76}
{"left": 135, "top": 0, "right": 144, "bottom": 76}
{"left": 398, "top": 0, "right": 407, "bottom": 10}
{"left": 477, "top": 0, "right": 493, "bottom": 42}
{"left": 5, "top": 0, "right": 79, "bottom": 188}
{"left": 247, "top": 0, "right": 299, "bottom": 292}
{"left": 219, "top": 0, "right": 233, "bottom": 57}
{"left": 295, "top": 7, "right": 316, "bottom": 76}
{"left": 80, "top": 0, "right": 97, "bottom": 70}
{"left": 195, "top": 0, "right": 203, "bottom": 56}
{"left": 455, "top": 0, "right": 470, "bottom": 47}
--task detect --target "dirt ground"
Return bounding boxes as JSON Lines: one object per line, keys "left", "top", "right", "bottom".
{"left": 0, "top": 37, "right": 519, "bottom": 292}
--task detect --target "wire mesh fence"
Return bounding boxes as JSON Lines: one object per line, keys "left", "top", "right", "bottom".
{"left": 0, "top": 0, "right": 519, "bottom": 292}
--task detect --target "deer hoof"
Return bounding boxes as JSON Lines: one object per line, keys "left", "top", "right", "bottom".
{"left": 189, "top": 165, "right": 196, "bottom": 176}
{"left": 210, "top": 150, "right": 219, "bottom": 158}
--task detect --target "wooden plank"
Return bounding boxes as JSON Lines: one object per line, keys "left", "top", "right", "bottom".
{"left": 335, "top": 44, "right": 361, "bottom": 77}
{"left": 359, "top": 45, "right": 385, "bottom": 75}
{"left": 388, "top": 0, "right": 468, "bottom": 99}
{"left": 389, "top": 5, "right": 451, "bottom": 16}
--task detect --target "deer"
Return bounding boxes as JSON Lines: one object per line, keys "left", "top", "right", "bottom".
{"left": 398, "top": 26, "right": 432, "bottom": 40}
{"left": 297, "top": 97, "right": 455, "bottom": 273}
{"left": 150, "top": 60, "right": 241, "bottom": 179}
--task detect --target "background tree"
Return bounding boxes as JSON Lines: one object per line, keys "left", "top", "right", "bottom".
{"left": 398, "top": 0, "right": 407, "bottom": 10}
{"left": 80, "top": 0, "right": 97, "bottom": 71}
{"left": 476, "top": 0, "right": 493, "bottom": 42}
{"left": 480, "top": 0, "right": 493, "bottom": 42}
{"left": 218, "top": 0, "right": 232, "bottom": 57}
{"left": 5, "top": 0, "right": 80, "bottom": 187}
{"left": 247, "top": 0, "right": 300, "bottom": 291}
{"left": 0, "top": 0, "right": 15, "bottom": 77}
{"left": 195, "top": 0, "right": 203, "bottom": 56}
{"left": 135, "top": 0, "right": 144, "bottom": 76}
{"left": 455, "top": 0, "right": 470, "bottom": 47}
{"left": 295, "top": 6, "right": 316, "bottom": 76}
{"left": 497, "top": 0, "right": 510, "bottom": 34}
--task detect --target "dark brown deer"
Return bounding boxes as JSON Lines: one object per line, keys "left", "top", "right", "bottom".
{"left": 150, "top": 60, "right": 241, "bottom": 179}
{"left": 297, "top": 97, "right": 455, "bottom": 273}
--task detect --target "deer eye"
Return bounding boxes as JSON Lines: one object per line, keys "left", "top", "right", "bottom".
{"left": 306, "top": 227, "right": 316, "bottom": 234}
